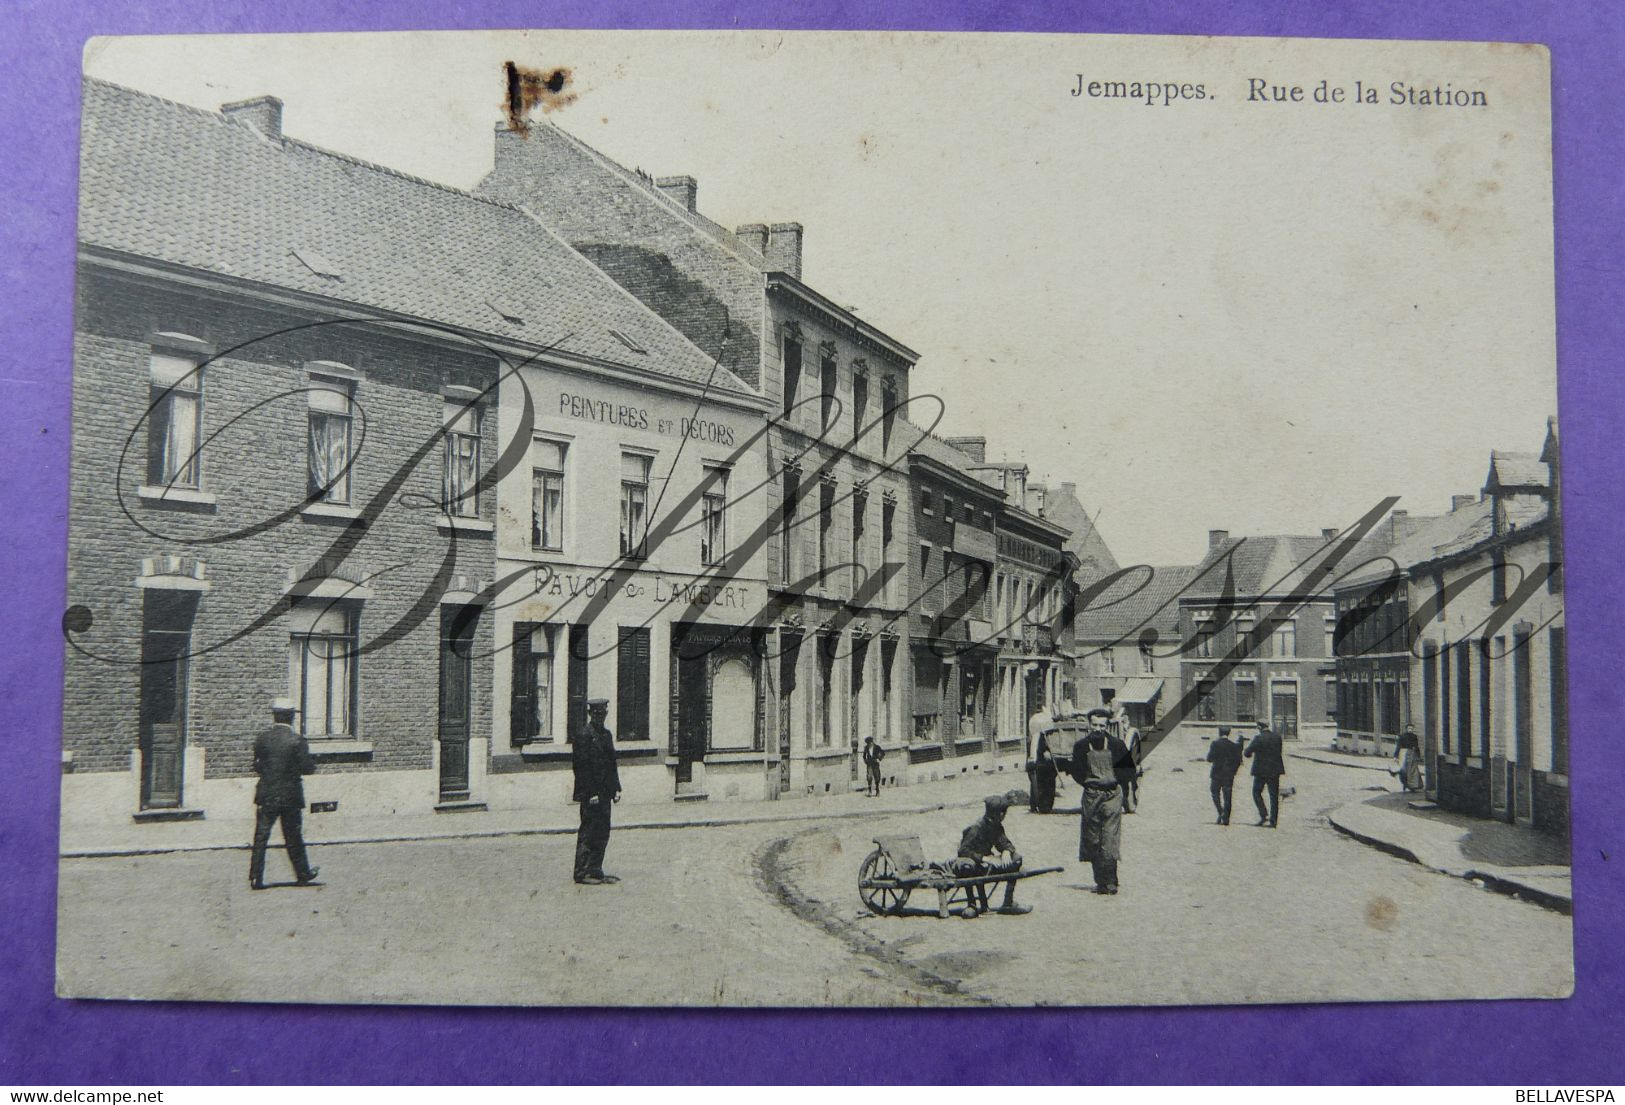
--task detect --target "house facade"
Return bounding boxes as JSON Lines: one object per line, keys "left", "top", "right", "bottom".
{"left": 1411, "top": 425, "right": 1567, "bottom": 835}
{"left": 1176, "top": 529, "right": 1345, "bottom": 741}
{"left": 1070, "top": 564, "right": 1199, "bottom": 738}
{"left": 63, "top": 81, "right": 767, "bottom": 842}
{"left": 478, "top": 120, "right": 917, "bottom": 800}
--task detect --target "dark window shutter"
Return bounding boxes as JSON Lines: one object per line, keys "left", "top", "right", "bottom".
{"left": 617, "top": 627, "right": 651, "bottom": 741}
{"left": 567, "top": 624, "right": 589, "bottom": 742}
{"left": 511, "top": 624, "right": 534, "bottom": 745}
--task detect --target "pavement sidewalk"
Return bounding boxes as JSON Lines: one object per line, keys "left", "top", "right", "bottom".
{"left": 1288, "top": 743, "right": 1395, "bottom": 772}
{"left": 1327, "top": 791, "right": 1572, "bottom": 913}
{"left": 60, "top": 770, "right": 1010, "bottom": 859}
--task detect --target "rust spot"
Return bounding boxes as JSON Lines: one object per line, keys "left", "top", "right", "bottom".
{"left": 1365, "top": 895, "right": 1399, "bottom": 931}
{"left": 504, "top": 62, "right": 578, "bottom": 136}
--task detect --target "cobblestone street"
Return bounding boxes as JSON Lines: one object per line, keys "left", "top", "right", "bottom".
{"left": 56, "top": 729, "right": 1572, "bottom": 1007}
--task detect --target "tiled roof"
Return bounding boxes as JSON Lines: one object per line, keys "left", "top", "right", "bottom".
{"left": 1182, "top": 534, "right": 1344, "bottom": 601}
{"left": 1486, "top": 451, "right": 1549, "bottom": 491}
{"left": 1076, "top": 565, "right": 1200, "bottom": 641}
{"left": 78, "top": 79, "right": 750, "bottom": 394}
{"left": 1042, "top": 485, "right": 1121, "bottom": 584}
{"left": 1338, "top": 503, "right": 1494, "bottom": 586}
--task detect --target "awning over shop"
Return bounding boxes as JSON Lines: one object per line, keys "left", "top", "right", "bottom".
{"left": 1114, "top": 678, "right": 1164, "bottom": 706}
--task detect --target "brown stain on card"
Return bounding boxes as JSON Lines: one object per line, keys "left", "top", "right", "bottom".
{"left": 504, "top": 62, "right": 578, "bottom": 135}
{"left": 1365, "top": 895, "right": 1399, "bottom": 931}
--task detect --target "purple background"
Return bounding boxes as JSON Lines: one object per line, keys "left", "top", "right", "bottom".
{"left": 3, "top": 0, "right": 1621, "bottom": 1086}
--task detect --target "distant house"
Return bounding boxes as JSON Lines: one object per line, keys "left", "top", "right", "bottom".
{"left": 1070, "top": 564, "right": 1199, "bottom": 738}
{"left": 1176, "top": 529, "right": 1352, "bottom": 740}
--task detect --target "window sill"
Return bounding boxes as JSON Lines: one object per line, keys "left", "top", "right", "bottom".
{"left": 908, "top": 741, "right": 944, "bottom": 753}
{"left": 519, "top": 742, "right": 570, "bottom": 762}
{"left": 702, "top": 749, "right": 767, "bottom": 763}
{"left": 309, "top": 740, "right": 373, "bottom": 758}
{"left": 1544, "top": 773, "right": 1569, "bottom": 787}
{"left": 301, "top": 502, "right": 364, "bottom": 524}
{"left": 136, "top": 485, "right": 217, "bottom": 511}
{"left": 804, "top": 747, "right": 851, "bottom": 762}
{"left": 437, "top": 515, "right": 494, "bottom": 535}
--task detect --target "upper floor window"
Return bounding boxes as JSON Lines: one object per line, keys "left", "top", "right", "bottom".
{"left": 700, "top": 464, "right": 729, "bottom": 567}
{"left": 818, "top": 481, "right": 835, "bottom": 577}
{"left": 1140, "top": 643, "right": 1155, "bottom": 673}
{"left": 853, "top": 368, "right": 869, "bottom": 445}
{"left": 620, "top": 452, "right": 652, "bottom": 558}
{"left": 852, "top": 489, "right": 867, "bottom": 569}
{"left": 783, "top": 335, "right": 803, "bottom": 419}
{"left": 1102, "top": 649, "right": 1115, "bottom": 675}
{"left": 307, "top": 377, "right": 354, "bottom": 505}
{"left": 1274, "top": 618, "right": 1297, "bottom": 658}
{"left": 881, "top": 378, "right": 896, "bottom": 455}
{"left": 147, "top": 352, "right": 203, "bottom": 490}
{"left": 441, "top": 398, "right": 482, "bottom": 518}
{"left": 820, "top": 348, "right": 838, "bottom": 428}
{"left": 531, "top": 439, "right": 567, "bottom": 551}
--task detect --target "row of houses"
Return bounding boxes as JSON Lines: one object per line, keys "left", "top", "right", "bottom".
{"left": 1065, "top": 425, "right": 1568, "bottom": 837}
{"left": 63, "top": 80, "right": 1098, "bottom": 839}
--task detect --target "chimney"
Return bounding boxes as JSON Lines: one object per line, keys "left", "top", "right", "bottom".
{"left": 221, "top": 95, "right": 283, "bottom": 140}
{"left": 944, "top": 435, "right": 987, "bottom": 464}
{"left": 1321, "top": 527, "right": 1339, "bottom": 541}
{"left": 1059, "top": 481, "right": 1077, "bottom": 496}
{"left": 735, "top": 223, "right": 769, "bottom": 256}
{"left": 1452, "top": 494, "right": 1476, "bottom": 511}
{"left": 1389, "top": 509, "right": 1409, "bottom": 543}
{"left": 655, "top": 175, "right": 697, "bottom": 212}
{"left": 1209, "top": 529, "right": 1230, "bottom": 550}
{"left": 766, "top": 222, "right": 803, "bottom": 279}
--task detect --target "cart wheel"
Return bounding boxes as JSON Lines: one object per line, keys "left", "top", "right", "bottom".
{"left": 858, "top": 849, "right": 912, "bottom": 916}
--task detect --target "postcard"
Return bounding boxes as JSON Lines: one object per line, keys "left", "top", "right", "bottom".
{"left": 58, "top": 29, "right": 1568, "bottom": 1006}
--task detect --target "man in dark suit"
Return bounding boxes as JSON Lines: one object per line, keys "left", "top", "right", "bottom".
{"left": 572, "top": 697, "right": 621, "bottom": 885}
{"left": 249, "top": 697, "right": 319, "bottom": 889}
{"left": 1244, "top": 719, "right": 1286, "bottom": 827}
{"left": 1206, "top": 725, "right": 1244, "bottom": 825}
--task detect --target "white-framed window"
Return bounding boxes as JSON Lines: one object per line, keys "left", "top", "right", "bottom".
{"left": 147, "top": 352, "right": 203, "bottom": 490}
{"left": 1275, "top": 618, "right": 1298, "bottom": 658}
{"left": 619, "top": 451, "right": 653, "bottom": 558}
{"left": 288, "top": 602, "right": 357, "bottom": 740}
{"left": 1140, "top": 643, "right": 1155, "bottom": 673}
{"left": 441, "top": 398, "right": 481, "bottom": 518}
{"left": 701, "top": 464, "right": 729, "bottom": 567}
{"left": 1324, "top": 614, "right": 1338, "bottom": 658}
{"left": 530, "top": 624, "right": 555, "bottom": 741}
{"left": 1102, "top": 649, "right": 1116, "bottom": 675}
{"left": 307, "top": 377, "right": 354, "bottom": 504}
{"left": 531, "top": 439, "right": 567, "bottom": 551}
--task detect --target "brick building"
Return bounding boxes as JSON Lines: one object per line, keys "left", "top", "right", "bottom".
{"left": 63, "top": 80, "right": 753, "bottom": 836}
{"left": 901, "top": 431, "right": 1005, "bottom": 782}
{"left": 1070, "top": 564, "right": 1199, "bottom": 737}
{"left": 1177, "top": 529, "right": 1346, "bottom": 740}
{"left": 478, "top": 120, "right": 916, "bottom": 800}
{"left": 1329, "top": 505, "right": 1475, "bottom": 756}
{"left": 1411, "top": 423, "right": 1567, "bottom": 835}
{"left": 960, "top": 458, "right": 1076, "bottom": 747}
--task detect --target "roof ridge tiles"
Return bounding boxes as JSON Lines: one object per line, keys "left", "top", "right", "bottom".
{"left": 85, "top": 76, "right": 527, "bottom": 214}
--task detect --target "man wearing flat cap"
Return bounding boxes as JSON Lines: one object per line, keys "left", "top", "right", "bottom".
{"left": 571, "top": 697, "right": 621, "bottom": 885}
{"left": 249, "top": 697, "right": 319, "bottom": 890}
{"left": 1067, "top": 706, "right": 1132, "bottom": 894}
{"left": 952, "top": 794, "right": 1030, "bottom": 915}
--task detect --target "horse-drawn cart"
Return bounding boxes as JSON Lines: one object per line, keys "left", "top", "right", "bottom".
{"left": 857, "top": 834, "right": 1063, "bottom": 918}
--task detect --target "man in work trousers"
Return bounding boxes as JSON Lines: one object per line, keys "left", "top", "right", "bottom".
{"left": 1027, "top": 702, "right": 1058, "bottom": 813}
{"left": 249, "top": 697, "right": 319, "bottom": 890}
{"left": 862, "top": 736, "right": 885, "bottom": 797}
{"left": 1245, "top": 719, "right": 1286, "bottom": 827}
{"left": 1068, "top": 707, "right": 1130, "bottom": 894}
{"left": 572, "top": 697, "right": 622, "bottom": 885}
{"left": 1206, "top": 725, "right": 1244, "bottom": 825}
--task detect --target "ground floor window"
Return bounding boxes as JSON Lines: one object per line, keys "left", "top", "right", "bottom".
{"left": 289, "top": 602, "right": 357, "bottom": 739}
{"left": 1197, "top": 680, "right": 1217, "bottom": 722}
{"left": 1234, "top": 679, "right": 1256, "bottom": 723}
{"left": 617, "top": 626, "right": 651, "bottom": 741}
{"left": 510, "top": 623, "right": 557, "bottom": 744}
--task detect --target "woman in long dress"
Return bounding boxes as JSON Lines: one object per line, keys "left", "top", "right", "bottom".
{"left": 1394, "top": 727, "right": 1423, "bottom": 793}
